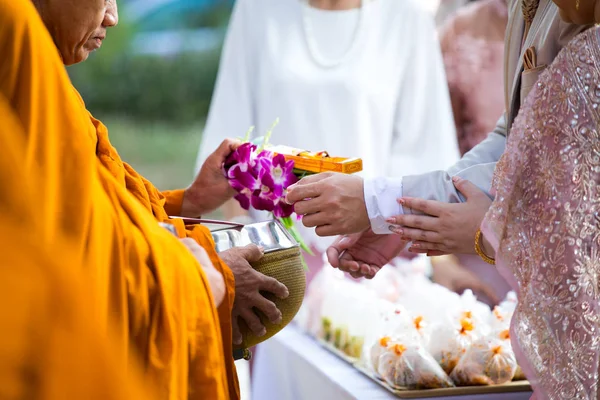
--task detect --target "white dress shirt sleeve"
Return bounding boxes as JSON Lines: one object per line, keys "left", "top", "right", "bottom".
{"left": 364, "top": 177, "right": 403, "bottom": 234}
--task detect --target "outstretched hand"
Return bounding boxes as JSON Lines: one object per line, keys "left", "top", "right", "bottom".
{"left": 326, "top": 229, "right": 408, "bottom": 279}
{"left": 286, "top": 172, "right": 370, "bottom": 236}
{"left": 182, "top": 138, "right": 241, "bottom": 217}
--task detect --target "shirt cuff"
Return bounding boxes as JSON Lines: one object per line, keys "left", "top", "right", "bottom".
{"left": 363, "top": 177, "right": 404, "bottom": 234}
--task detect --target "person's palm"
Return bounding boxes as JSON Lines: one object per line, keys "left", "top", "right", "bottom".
{"left": 326, "top": 230, "right": 408, "bottom": 279}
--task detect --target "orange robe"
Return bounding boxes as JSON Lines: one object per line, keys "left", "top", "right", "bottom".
{"left": 0, "top": 94, "right": 150, "bottom": 400}
{"left": 0, "top": 0, "right": 233, "bottom": 398}
{"left": 93, "top": 111, "right": 240, "bottom": 400}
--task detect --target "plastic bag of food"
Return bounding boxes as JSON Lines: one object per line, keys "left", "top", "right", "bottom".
{"left": 450, "top": 290, "right": 492, "bottom": 334}
{"left": 397, "top": 280, "right": 461, "bottom": 324}
{"left": 342, "top": 284, "right": 374, "bottom": 358}
{"left": 430, "top": 317, "right": 480, "bottom": 374}
{"left": 378, "top": 341, "right": 454, "bottom": 389}
{"left": 412, "top": 314, "right": 432, "bottom": 349}
{"left": 490, "top": 292, "right": 517, "bottom": 334}
{"left": 366, "top": 304, "right": 415, "bottom": 373}
{"left": 451, "top": 335, "right": 517, "bottom": 386}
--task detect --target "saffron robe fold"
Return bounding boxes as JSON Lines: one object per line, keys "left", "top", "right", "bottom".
{"left": 0, "top": 94, "right": 151, "bottom": 400}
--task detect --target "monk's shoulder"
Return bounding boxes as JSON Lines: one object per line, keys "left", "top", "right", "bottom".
{"left": 0, "top": 0, "right": 43, "bottom": 32}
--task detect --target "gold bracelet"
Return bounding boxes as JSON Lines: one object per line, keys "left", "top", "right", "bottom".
{"left": 475, "top": 229, "right": 495, "bottom": 265}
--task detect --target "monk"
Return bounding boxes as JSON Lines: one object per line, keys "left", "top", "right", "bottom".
{"left": 0, "top": 94, "right": 152, "bottom": 400}
{"left": 0, "top": 0, "right": 249, "bottom": 398}
{"left": 37, "top": 0, "right": 289, "bottom": 349}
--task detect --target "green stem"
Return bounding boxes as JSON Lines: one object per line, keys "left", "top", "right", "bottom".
{"left": 258, "top": 118, "right": 279, "bottom": 152}
{"left": 243, "top": 126, "right": 255, "bottom": 143}
{"left": 279, "top": 215, "right": 313, "bottom": 270}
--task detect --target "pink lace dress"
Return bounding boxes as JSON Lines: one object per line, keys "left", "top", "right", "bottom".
{"left": 483, "top": 27, "right": 600, "bottom": 399}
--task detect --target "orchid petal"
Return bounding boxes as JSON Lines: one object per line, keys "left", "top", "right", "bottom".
{"left": 235, "top": 193, "right": 251, "bottom": 210}
{"left": 251, "top": 194, "right": 276, "bottom": 212}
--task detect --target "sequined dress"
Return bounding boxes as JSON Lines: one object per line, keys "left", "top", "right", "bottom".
{"left": 482, "top": 27, "right": 600, "bottom": 400}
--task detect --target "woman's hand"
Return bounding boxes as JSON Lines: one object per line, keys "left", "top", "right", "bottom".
{"left": 181, "top": 138, "right": 241, "bottom": 217}
{"left": 386, "top": 177, "right": 492, "bottom": 255}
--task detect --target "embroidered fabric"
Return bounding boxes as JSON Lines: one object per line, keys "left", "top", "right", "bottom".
{"left": 483, "top": 28, "right": 600, "bottom": 399}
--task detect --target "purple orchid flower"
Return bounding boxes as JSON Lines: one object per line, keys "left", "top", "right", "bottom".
{"left": 273, "top": 199, "right": 295, "bottom": 218}
{"left": 224, "top": 142, "right": 258, "bottom": 171}
{"left": 258, "top": 154, "right": 297, "bottom": 197}
{"left": 225, "top": 141, "right": 297, "bottom": 216}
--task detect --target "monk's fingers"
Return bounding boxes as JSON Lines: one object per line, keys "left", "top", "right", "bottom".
{"left": 258, "top": 273, "right": 289, "bottom": 299}
{"left": 394, "top": 227, "right": 443, "bottom": 244}
{"left": 239, "top": 308, "right": 266, "bottom": 337}
{"left": 232, "top": 312, "right": 243, "bottom": 345}
{"left": 240, "top": 244, "right": 264, "bottom": 263}
{"left": 216, "top": 138, "right": 242, "bottom": 158}
{"left": 252, "top": 295, "right": 282, "bottom": 325}
{"left": 398, "top": 197, "right": 444, "bottom": 217}
{"left": 386, "top": 213, "right": 438, "bottom": 231}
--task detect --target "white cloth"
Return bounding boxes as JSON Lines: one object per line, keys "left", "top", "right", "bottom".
{"left": 196, "top": 0, "right": 459, "bottom": 245}
{"left": 252, "top": 325, "right": 533, "bottom": 400}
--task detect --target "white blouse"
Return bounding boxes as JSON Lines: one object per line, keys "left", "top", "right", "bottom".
{"left": 197, "top": 0, "right": 459, "bottom": 245}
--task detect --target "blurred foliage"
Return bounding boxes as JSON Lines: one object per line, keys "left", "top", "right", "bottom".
{"left": 105, "top": 116, "right": 203, "bottom": 190}
{"left": 68, "top": 3, "right": 232, "bottom": 124}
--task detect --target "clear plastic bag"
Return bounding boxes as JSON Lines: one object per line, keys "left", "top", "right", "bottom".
{"left": 367, "top": 304, "right": 415, "bottom": 374}
{"left": 490, "top": 292, "right": 516, "bottom": 334}
{"left": 450, "top": 336, "right": 517, "bottom": 386}
{"left": 378, "top": 341, "right": 454, "bottom": 389}
{"left": 412, "top": 315, "right": 432, "bottom": 349}
{"left": 450, "top": 290, "right": 492, "bottom": 334}
{"left": 430, "top": 317, "right": 480, "bottom": 374}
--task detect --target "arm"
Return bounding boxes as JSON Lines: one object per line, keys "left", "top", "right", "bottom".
{"left": 366, "top": 120, "right": 506, "bottom": 233}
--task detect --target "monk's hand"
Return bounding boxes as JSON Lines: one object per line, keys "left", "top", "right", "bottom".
{"left": 387, "top": 177, "right": 492, "bottom": 255}
{"left": 431, "top": 255, "right": 500, "bottom": 305}
{"left": 286, "top": 172, "right": 370, "bottom": 236}
{"left": 182, "top": 138, "right": 241, "bottom": 217}
{"left": 180, "top": 238, "right": 226, "bottom": 306}
{"left": 326, "top": 230, "right": 408, "bottom": 279}
{"left": 220, "top": 244, "right": 289, "bottom": 345}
